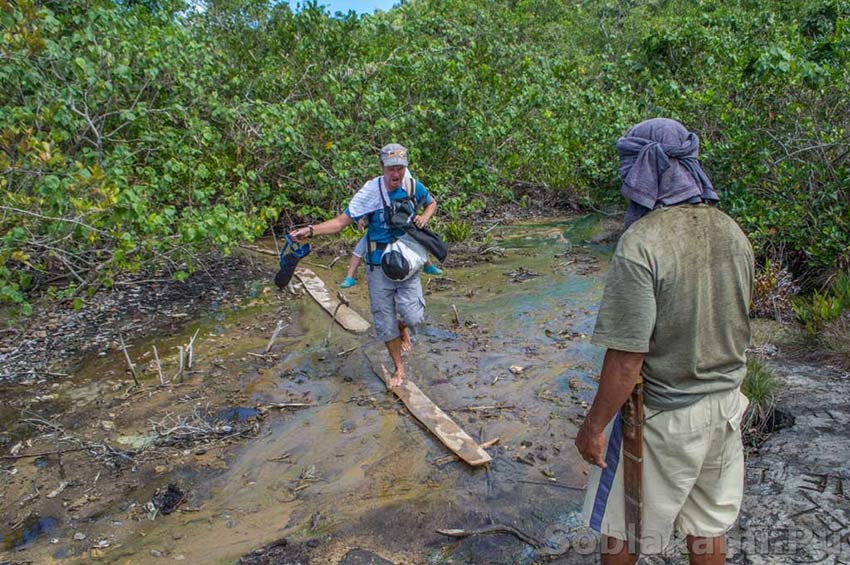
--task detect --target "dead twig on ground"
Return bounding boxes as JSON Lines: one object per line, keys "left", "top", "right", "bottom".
{"left": 20, "top": 409, "right": 136, "bottom": 467}
{"left": 247, "top": 352, "right": 276, "bottom": 359}
{"left": 119, "top": 333, "right": 140, "bottom": 386}
{"left": 337, "top": 345, "right": 359, "bottom": 357}
{"left": 481, "top": 437, "right": 501, "bottom": 449}
{"left": 436, "top": 524, "right": 541, "bottom": 549}
{"left": 149, "top": 404, "right": 259, "bottom": 452}
{"left": 484, "top": 222, "right": 502, "bottom": 234}
{"left": 459, "top": 405, "right": 515, "bottom": 413}
{"left": 266, "top": 320, "right": 284, "bottom": 353}
{"left": 480, "top": 246, "right": 505, "bottom": 256}
{"left": 1, "top": 447, "right": 87, "bottom": 460}
{"left": 187, "top": 328, "right": 200, "bottom": 368}
{"left": 513, "top": 479, "right": 583, "bottom": 491}
{"left": 175, "top": 345, "right": 185, "bottom": 382}
{"left": 153, "top": 345, "right": 164, "bottom": 384}
{"left": 325, "top": 291, "right": 350, "bottom": 346}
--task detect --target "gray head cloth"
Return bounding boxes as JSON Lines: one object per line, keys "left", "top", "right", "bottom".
{"left": 616, "top": 118, "right": 719, "bottom": 228}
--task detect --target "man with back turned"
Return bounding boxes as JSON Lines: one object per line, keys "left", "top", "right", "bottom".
{"left": 575, "top": 118, "right": 754, "bottom": 563}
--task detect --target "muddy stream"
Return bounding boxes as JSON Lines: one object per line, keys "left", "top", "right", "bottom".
{"left": 2, "top": 217, "right": 617, "bottom": 564}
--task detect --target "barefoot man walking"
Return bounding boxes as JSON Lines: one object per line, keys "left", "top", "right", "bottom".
{"left": 289, "top": 143, "right": 437, "bottom": 387}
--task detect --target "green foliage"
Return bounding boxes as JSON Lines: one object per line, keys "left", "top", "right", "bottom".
{"left": 793, "top": 271, "right": 850, "bottom": 336}
{"left": 441, "top": 220, "right": 474, "bottom": 243}
{"left": 2, "top": 0, "right": 849, "bottom": 314}
{"left": 831, "top": 272, "right": 850, "bottom": 307}
{"left": 742, "top": 357, "right": 780, "bottom": 417}
{"left": 741, "top": 356, "right": 781, "bottom": 447}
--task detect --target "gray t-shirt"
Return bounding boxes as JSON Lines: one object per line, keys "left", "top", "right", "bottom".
{"left": 592, "top": 204, "right": 754, "bottom": 410}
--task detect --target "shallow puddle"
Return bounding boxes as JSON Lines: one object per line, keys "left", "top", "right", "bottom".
{"left": 2, "top": 215, "right": 615, "bottom": 563}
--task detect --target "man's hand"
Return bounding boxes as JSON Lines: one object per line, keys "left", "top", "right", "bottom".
{"left": 289, "top": 226, "right": 312, "bottom": 242}
{"left": 415, "top": 200, "right": 437, "bottom": 229}
{"left": 575, "top": 421, "right": 608, "bottom": 468}
{"left": 572, "top": 349, "right": 645, "bottom": 469}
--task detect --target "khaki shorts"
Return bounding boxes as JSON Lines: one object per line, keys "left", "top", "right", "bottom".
{"left": 366, "top": 266, "right": 425, "bottom": 342}
{"left": 582, "top": 387, "right": 749, "bottom": 554}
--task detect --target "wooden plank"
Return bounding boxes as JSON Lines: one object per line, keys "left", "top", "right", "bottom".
{"left": 295, "top": 267, "right": 370, "bottom": 334}
{"left": 379, "top": 365, "right": 492, "bottom": 467}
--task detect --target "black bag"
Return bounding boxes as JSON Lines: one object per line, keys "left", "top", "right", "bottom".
{"left": 274, "top": 235, "right": 311, "bottom": 289}
{"left": 402, "top": 224, "right": 448, "bottom": 263}
{"left": 379, "top": 177, "right": 448, "bottom": 264}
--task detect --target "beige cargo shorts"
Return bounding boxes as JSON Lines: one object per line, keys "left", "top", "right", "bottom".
{"left": 582, "top": 386, "right": 750, "bottom": 554}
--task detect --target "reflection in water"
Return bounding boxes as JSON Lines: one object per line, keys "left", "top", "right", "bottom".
{"left": 2, "top": 516, "right": 59, "bottom": 550}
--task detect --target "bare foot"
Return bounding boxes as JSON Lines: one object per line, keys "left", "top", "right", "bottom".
{"left": 390, "top": 371, "right": 405, "bottom": 388}
{"left": 399, "top": 325, "right": 412, "bottom": 353}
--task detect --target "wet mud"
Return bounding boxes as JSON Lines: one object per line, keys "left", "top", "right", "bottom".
{"left": 1, "top": 216, "right": 620, "bottom": 564}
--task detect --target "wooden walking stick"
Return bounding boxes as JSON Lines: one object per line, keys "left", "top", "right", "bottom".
{"left": 621, "top": 375, "right": 644, "bottom": 555}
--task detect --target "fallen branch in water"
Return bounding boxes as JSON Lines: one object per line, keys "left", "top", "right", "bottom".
{"left": 436, "top": 524, "right": 541, "bottom": 549}
{"left": 259, "top": 403, "right": 313, "bottom": 411}
{"left": 1, "top": 447, "right": 88, "bottom": 460}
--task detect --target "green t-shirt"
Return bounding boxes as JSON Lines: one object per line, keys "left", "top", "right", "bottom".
{"left": 592, "top": 204, "right": 754, "bottom": 410}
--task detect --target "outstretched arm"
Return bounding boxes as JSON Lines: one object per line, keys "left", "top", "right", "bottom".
{"left": 290, "top": 213, "right": 354, "bottom": 242}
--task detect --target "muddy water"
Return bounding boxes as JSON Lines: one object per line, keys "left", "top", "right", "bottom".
{"left": 4, "top": 216, "right": 614, "bottom": 564}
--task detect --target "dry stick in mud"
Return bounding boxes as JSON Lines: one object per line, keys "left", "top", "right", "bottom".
{"left": 152, "top": 345, "right": 164, "bottom": 384}
{"left": 20, "top": 410, "right": 135, "bottom": 465}
{"left": 436, "top": 524, "right": 541, "bottom": 549}
{"left": 187, "top": 328, "right": 200, "bottom": 368}
{"left": 337, "top": 344, "right": 359, "bottom": 357}
{"left": 176, "top": 345, "right": 185, "bottom": 382}
{"left": 118, "top": 333, "right": 141, "bottom": 386}
{"left": 325, "top": 290, "right": 351, "bottom": 346}
{"left": 266, "top": 320, "right": 284, "bottom": 353}
{"left": 1, "top": 447, "right": 88, "bottom": 460}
